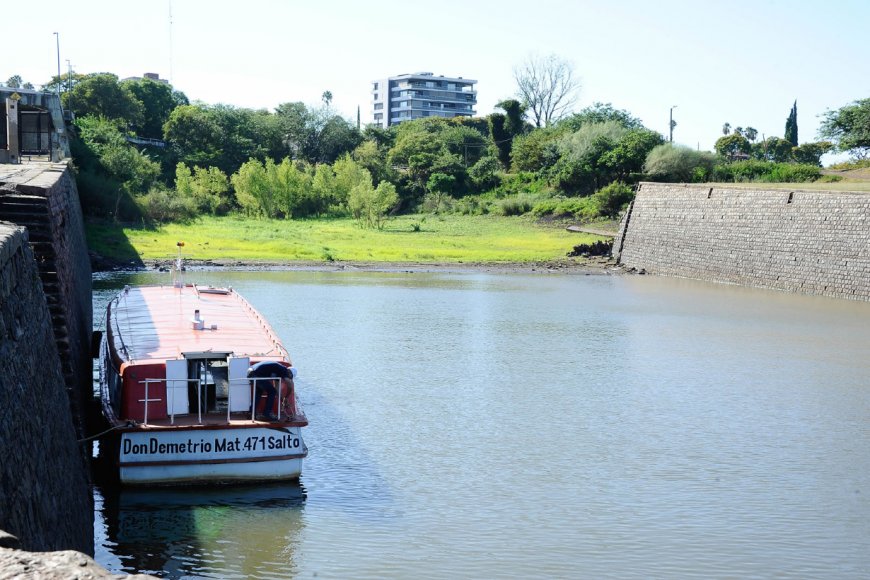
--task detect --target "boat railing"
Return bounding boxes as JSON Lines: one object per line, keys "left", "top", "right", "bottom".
{"left": 228, "top": 376, "right": 299, "bottom": 422}
{"left": 137, "top": 376, "right": 300, "bottom": 425}
{"left": 141, "top": 378, "right": 206, "bottom": 425}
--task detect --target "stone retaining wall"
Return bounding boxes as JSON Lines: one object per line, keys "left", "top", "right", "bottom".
{"left": 615, "top": 183, "right": 870, "bottom": 300}
{"left": 0, "top": 224, "right": 92, "bottom": 553}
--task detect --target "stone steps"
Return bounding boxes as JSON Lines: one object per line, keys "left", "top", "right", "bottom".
{"left": 0, "top": 189, "right": 75, "bottom": 395}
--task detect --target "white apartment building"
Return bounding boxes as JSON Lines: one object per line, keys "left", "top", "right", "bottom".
{"left": 371, "top": 72, "right": 477, "bottom": 128}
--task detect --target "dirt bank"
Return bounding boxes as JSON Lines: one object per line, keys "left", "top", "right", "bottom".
{"left": 145, "top": 256, "right": 621, "bottom": 275}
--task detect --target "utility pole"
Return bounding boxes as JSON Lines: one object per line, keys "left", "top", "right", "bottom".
{"left": 669, "top": 105, "right": 678, "bottom": 143}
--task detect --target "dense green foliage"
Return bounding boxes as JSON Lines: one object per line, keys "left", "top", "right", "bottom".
{"left": 71, "top": 116, "right": 160, "bottom": 220}
{"left": 819, "top": 98, "right": 870, "bottom": 160}
{"left": 61, "top": 69, "right": 846, "bottom": 232}
{"left": 784, "top": 101, "right": 799, "bottom": 146}
{"left": 712, "top": 160, "right": 820, "bottom": 182}
{"left": 644, "top": 144, "right": 718, "bottom": 182}
{"left": 714, "top": 122, "right": 832, "bottom": 166}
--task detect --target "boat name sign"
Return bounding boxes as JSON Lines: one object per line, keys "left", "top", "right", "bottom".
{"left": 120, "top": 428, "right": 302, "bottom": 463}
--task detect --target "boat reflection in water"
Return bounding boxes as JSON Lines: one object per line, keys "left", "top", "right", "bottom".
{"left": 94, "top": 479, "right": 306, "bottom": 578}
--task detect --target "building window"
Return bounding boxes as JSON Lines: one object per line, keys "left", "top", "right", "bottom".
{"left": 374, "top": 113, "right": 383, "bottom": 121}
{"left": 373, "top": 82, "right": 379, "bottom": 90}
{"left": 373, "top": 93, "right": 378, "bottom": 100}
{"left": 374, "top": 103, "right": 383, "bottom": 110}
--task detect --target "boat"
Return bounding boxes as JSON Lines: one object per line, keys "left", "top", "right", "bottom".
{"left": 99, "top": 253, "right": 308, "bottom": 485}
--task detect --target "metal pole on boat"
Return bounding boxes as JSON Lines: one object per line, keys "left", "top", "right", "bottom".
{"left": 197, "top": 377, "right": 203, "bottom": 424}
{"left": 173, "top": 241, "right": 185, "bottom": 288}
{"left": 170, "top": 379, "right": 175, "bottom": 425}
{"left": 251, "top": 378, "right": 257, "bottom": 422}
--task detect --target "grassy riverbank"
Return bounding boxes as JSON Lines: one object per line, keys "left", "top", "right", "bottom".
{"left": 86, "top": 214, "right": 608, "bottom": 265}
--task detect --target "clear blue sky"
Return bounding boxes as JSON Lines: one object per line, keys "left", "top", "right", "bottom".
{"left": 5, "top": 0, "right": 869, "bottom": 157}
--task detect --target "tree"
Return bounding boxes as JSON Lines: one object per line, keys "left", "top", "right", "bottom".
{"left": 322, "top": 91, "right": 333, "bottom": 107}
{"left": 231, "top": 159, "right": 272, "bottom": 216}
{"left": 784, "top": 100, "right": 798, "bottom": 146}
{"left": 497, "top": 99, "right": 527, "bottom": 136}
{"left": 349, "top": 180, "right": 398, "bottom": 229}
{"left": 426, "top": 173, "right": 456, "bottom": 212}
{"left": 489, "top": 99, "right": 527, "bottom": 169}
{"left": 791, "top": 141, "right": 834, "bottom": 166}
{"left": 722, "top": 122, "right": 731, "bottom": 135}
{"left": 64, "top": 73, "right": 144, "bottom": 125}
{"left": 163, "top": 104, "right": 224, "bottom": 167}
{"left": 316, "top": 115, "right": 363, "bottom": 164}
{"left": 268, "top": 158, "right": 312, "bottom": 218}
{"left": 714, "top": 133, "right": 751, "bottom": 158}
{"left": 41, "top": 71, "right": 87, "bottom": 96}
{"left": 123, "top": 78, "right": 187, "bottom": 138}
{"left": 386, "top": 118, "right": 484, "bottom": 199}
{"left": 819, "top": 98, "right": 870, "bottom": 160}
{"left": 175, "top": 163, "right": 231, "bottom": 214}
{"left": 599, "top": 128, "right": 665, "bottom": 180}
{"left": 562, "top": 102, "right": 644, "bottom": 131}
{"left": 510, "top": 125, "right": 565, "bottom": 172}
{"left": 513, "top": 53, "right": 580, "bottom": 127}
{"left": 468, "top": 156, "right": 502, "bottom": 191}
{"left": 754, "top": 136, "right": 793, "bottom": 162}
{"left": 5, "top": 75, "right": 22, "bottom": 88}
{"left": 275, "top": 101, "right": 314, "bottom": 159}
{"left": 73, "top": 115, "right": 160, "bottom": 219}
{"left": 352, "top": 139, "right": 392, "bottom": 185}
{"left": 274, "top": 100, "right": 360, "bottom": 164}
{"left": 744, "top": 127, "right": 758, "bottom": 142}
{"left": 332, "top": 155, "right": 372, "bottom": 210}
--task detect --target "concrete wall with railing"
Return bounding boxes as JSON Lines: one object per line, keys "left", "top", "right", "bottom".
{"left": 615, "top": 182, "right": 870, "bottom": 300}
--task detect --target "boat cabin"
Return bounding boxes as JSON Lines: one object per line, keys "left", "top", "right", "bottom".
{"left": 102, "top": 284, "right": 300, "bottom": 426}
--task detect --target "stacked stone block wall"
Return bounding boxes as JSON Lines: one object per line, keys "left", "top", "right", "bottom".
{"left": 21, "top": 165, "right": 92, "bottom": 433}
{"left": 616, "top": 183, "right": 870, "bottom": 300}
{"left": 0, "top": 224, "right": 93, "bottom": 553}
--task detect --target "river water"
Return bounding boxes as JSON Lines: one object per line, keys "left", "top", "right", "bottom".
{"left": 91, "top": 270, "right": 870, "bottom": 579}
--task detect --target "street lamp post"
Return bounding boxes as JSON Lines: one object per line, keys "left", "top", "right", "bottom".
{"left": 669, "top": 105, "right": 678, "bottom": 143}
{"left": 66, "top": 60, "right": 74, "bottom": 117}
{"left": 53, "top": 32, "right": 61, "bottom": 97}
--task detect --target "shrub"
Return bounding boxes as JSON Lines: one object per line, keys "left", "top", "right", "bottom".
{"left": 644, "top": 144, "right": 718, "bottom": 182}
{"left": 555, "top": 197, "right": 597, "bottom": 220}
{"left": 589, "top": 181, "right": 634, "bottom": 217}
{"left": 422, "top": 192, "right": 454, "bottom": 214}
{"left": 493, "top": 171, "right": 552, "bottom": 198}
{"left": 493, "top": 194, "right": 536, "bottom": 216}
{"left": 712, "top": 160, "right": 820, "bottom": 183}
{"left": 453, "top": 196, "right": 491, "bottom": 216}
{"left": 468, "top": 156, "right": 502, "bottom": 192}
{"left": 531, "top": 198, "right": 561, "bottom": 217}
{"left": 758, "top": 163, "right": 821, "bottom": 182}
{"left": 135, "top": 186, "right": 198, "bottom": 223}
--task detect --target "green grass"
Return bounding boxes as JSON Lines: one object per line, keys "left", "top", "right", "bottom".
{"left": 86, "top": 214, "right": 605, "bottom": 264}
